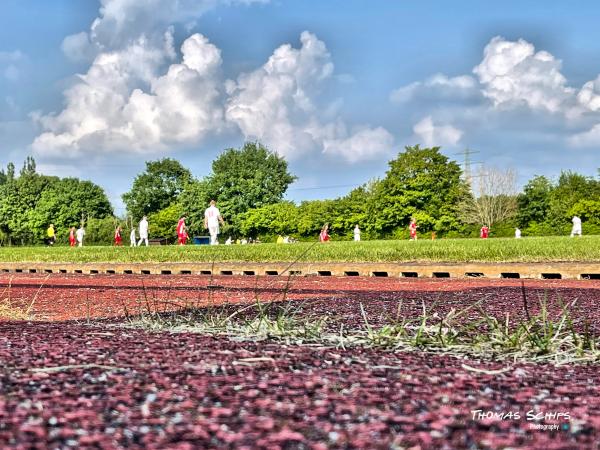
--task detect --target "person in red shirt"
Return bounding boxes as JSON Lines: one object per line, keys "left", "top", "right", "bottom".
{"left": 114, "top": 226, "right": 123, "bottom": 246}
{"left": 480, "top": 225, "right": 489, "bottom": 239}
{"left": 409, "top": 218, "right": 418, "bottom": 240}
{"left": 319, "top": 223, "right": 330, "bottom": 242}
{"left": 68, "top": 227, "right": 76, "bottom": 247}
{"left": 177, "top": 215, "right": 188, "bottom": 245}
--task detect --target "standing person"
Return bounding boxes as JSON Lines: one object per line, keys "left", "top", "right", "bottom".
{"left": 177, "top": 215, "right": 188, "bottom": 245}
{"left": 409, "top": 218, "right": 418, "bottom": 240}
{"left": 138, "top": 216, "right": 149, "bottom": 247}
{"left": 571, "top": 216, "right": 582, "bottom": 237}
{"left": 515, "top": 227, "right": 522, "bottom": 239}
{"left": 129, "top": 227, "right": 136, "bottom": 247}
{"left": 204, "top": 200, "right": 224, "bottom": 245}
{"left": 480, "top": 225, "right": 490, "bottom": 239}
{"left": 354, "top": 225, "right": 361, "bottom": 242}
{"left": 68, "top": 227, "right": 76, "bottom": 247}
{"left": 319, "top": 223, "right": 330, "bottom": 242}
{"left": 46, "top": 224, "right": 56, "bottom": 246}
{"left": 76, "top": 226, "right": 85, "bottom": 247}
{"left": 114, "top": 225, "right": 123, "bottom": 246}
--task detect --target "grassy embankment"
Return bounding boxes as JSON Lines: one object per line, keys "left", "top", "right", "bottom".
{"left": 0, "top": 236, "right": 597, "bottom": 263}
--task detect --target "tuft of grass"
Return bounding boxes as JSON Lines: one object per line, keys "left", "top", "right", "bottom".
{"left": 122, "top": 288, "right": 599, "bottom": 365}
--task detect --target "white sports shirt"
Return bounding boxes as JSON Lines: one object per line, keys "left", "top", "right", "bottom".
{"left": 205, "top": 206, "right": 221, "bottom": 228}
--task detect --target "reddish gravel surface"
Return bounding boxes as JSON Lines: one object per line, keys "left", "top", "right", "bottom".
{"left": 1, "top": 273, "right": 600, "bottom": 449}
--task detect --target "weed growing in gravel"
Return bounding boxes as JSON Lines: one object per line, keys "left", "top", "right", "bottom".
{"left": 123, "top": 285, "right": 599, "bottom": 365}
{"left": 0, "top": 276, "right": 45, "bottom": 321}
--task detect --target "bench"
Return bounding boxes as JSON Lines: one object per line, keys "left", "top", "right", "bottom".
{"left": 149, "top": 238, "right": 169, "bottom": 246}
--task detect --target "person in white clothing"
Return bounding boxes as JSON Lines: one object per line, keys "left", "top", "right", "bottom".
{"left": 570, "top": 216, "right": 582, "bottom": 237}
{"left": 204, "top": 200, "right": 225, "bottom": 245}
{"left": 138, "top": 216, "right": 149, "bottom": 246}
{"left": 76, "top": 226, "right": 85, "bottom": 247}
{"left": 515, "top": 228, "right": 521, "bottom": 239}
{"left": 130, "top": 227, "right": 137, "bottom": 247}
{"left": 354, "top": 225, "right": 361, "bottom": 242}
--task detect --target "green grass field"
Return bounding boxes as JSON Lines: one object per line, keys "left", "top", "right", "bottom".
{"left": 0, "top": 236, "right": 598, "bottom": 263}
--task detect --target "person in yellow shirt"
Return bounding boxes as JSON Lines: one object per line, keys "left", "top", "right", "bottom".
{"left": 46, "top": 224, "right": 56, "bottom": 246}
{"left": 276, "top": 235, "right": 284, "bottom": 244}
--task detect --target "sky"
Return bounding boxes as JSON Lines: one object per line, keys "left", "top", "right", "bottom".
{"left": 1, "top": 0, "right": 599, "bottom": 216}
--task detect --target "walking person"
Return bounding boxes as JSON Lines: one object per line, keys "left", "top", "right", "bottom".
{"left": 570, "top": 216, "right": 582, "bottom": 237}
{"left": 68, "top": 227, "right": 76, "bottom": 247}
{"left": 129, "top": 227, "right": 136, "bottom": 247}
{"left": 204, "top": 200, "right": 224, "bottom": 245}
{"left": 409, "top": 218, "right": 418, "bottom": 241}
{"left": 480, "top": 225, "right": 489, "bottom": 239}
{"left": 46, "top": 224, "right": 56, "bottom": 246}
{"left": 76, "top": 226, "right": 85, "bottom": 247}
{"left": 138, "top": 216, "right": 149, "bottom": 247}
{"left": 353, "top": 225, "right": 361, "bottom": 242}
{"left": 319, "top": 223, "right": 330, "bottom": 242}
{"left": 177, "top": 215, "right": 188, "bottom": 245}
{"left": 515, "top": 227, "right": 522, "bottom": 239}
{"left": 114, "top": 225, "right": 123, "bottom": 246}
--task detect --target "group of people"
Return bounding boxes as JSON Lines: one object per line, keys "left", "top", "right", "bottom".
{"left": 47, "top": 205, "right": 586, "bottom": 247}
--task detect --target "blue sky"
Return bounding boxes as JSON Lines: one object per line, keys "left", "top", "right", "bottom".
{"left": 1, "top": 0, "right": 599, "bottom": 215}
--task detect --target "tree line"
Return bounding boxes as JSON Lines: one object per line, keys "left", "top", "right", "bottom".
{"left": 1, "top": 143, "right": 598, "bottom": 245}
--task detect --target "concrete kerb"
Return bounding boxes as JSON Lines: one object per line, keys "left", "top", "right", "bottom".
{"left": 0, "top": 262, "right": 599, "bottom": 280}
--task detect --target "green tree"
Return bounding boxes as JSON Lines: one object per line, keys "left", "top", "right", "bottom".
{"left": 31, "top": 178, "right": 114, "bottom": 242}
{"left": 122, "top": 158, "right": 192, "bottom": 221}
{"left": 180, "top": 142, "right": 296, "bottom": 234}
{"left": 240, "top": 201, "right": 300, "bottom": 239}
{"left": 372, "top": 145, "right": 468, "bottom": 236}
{"left": 547, "top": 171, "right": 600, "bottom": 228}
{"left": 148, "top": 203, "right": 183, "bottom": 242}
{"left": 517, "top": 175, "right": 553, "bottom": 228}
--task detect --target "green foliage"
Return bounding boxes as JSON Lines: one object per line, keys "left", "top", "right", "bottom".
{"left": 32, "top": 178, "right": 113, "bottom": 240}
{"left": 178, "top": 179, "right": 210, "bottom": 236}
{"left": 240, "top": 201, "right": 300, "bottom": 239}
{"left": 569, "top": 199, "right": 600, "bottom": 225}
{"left": 547, "top": 171, "right": 600, "bottom": 227}
{"left": 371, "top": 145, "right": 468, "bottom": 235}
{"left": 148, "top": 204, "right": 183, "bottom": 242}
{"left": 85, "top": 217, "right": 119, "bottom": 245}
{"left": 0, "top": 159, "right": 113, "bottom": 245}
{"left": 122, "top": 158, "right": 192, "bottom": 221}
{"left": 180, "top": 142, "right": 297, "bottom": 235}
{"left": 517, "top": 175, "right": 552, "bottom": 227}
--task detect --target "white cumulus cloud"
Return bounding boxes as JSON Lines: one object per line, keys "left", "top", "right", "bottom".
{"left": 32, "top": 32, "right": 223, "bottom": 156}
{"left": 61, "top": 0, "right": 268, "bottom": 60}
{"left": 473, "top": 36, "right": 575, "bottom": 113}
{"left": 226, "top": 31, "right": 394, "bottom": 162}
{"left": 413, "top": 116, "right": 462, "bottom": 148}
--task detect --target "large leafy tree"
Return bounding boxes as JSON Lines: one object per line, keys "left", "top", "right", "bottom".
{"left": 32, "top": 178, "right": 114, "bottom": 240}
{"left": 0, "top": 158, "right": 114, "bottom": 245}
{"left": 180, "top": 142, "right": 296, "bottom": 234}
{"left": 372, "top": 145, "right": 468, "bottom": 235}
{"left": 122, "top": 158, "right": 192, "bottom": 221}
{"left": 547, "top": 171, "right": 600, "bottom": 228}
{"left": 517, "top": 175, "right": 553, "bottom": 227}
{"left": 0, "top": 164, "right": 57, "bottom": 244}
{"left": 240, "top": 201, "right": 300, "bottom": 239}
